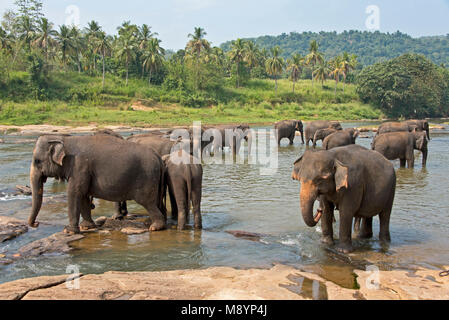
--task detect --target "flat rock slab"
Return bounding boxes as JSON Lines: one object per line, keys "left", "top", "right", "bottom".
{"left": 1, "top": 265, "right": 447, "bottom": 300}
{"left": 0, "top": 216, "right": 28, "bottom": 243}
{"left": 121, "top": 227, "right": 148, "bottom": 235}
{"left": 226, "top": 230, "right": 267, "bottom": 242}
{"left": 100, "top": 216, "right": 150, "bottom": 231}
{"left": 16, "top": 232, "right": 84, "bottom": 258}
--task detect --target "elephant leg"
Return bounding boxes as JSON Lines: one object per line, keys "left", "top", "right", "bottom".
{"left": 66, "top": 188, "right": 82, "bottom": 234}
{"left": 176, "top": 191, "right": 188, "bottom": 231}
{"left": 379, "top": 202, "right": 393, "bottom": 244}
{"left": 113, "top": 201, "right": 128, "bottom": 220}
{"left": 289, "top": 133, "right": 295, "bottom": 145}
{"left": 191, "top": 179, "right": 202, "bottom": 230}
{"left": 359, "top": 217, "right": 373, "bottom": 239}
{"left": 320, "top": 198, "right": 334, "bottom": 245}
{"left": 80, "top": 196, "right": 97, "bottom": 231}
{"left": 336, "top": 201, "right": 356, "bottom": 253}
{"left": 167, "top": 179, "right": 178, "bottom": 220}
{"left": 353, "top": 217, "right": 362, "bottom": 238}
{"left": 407, "top": 150, "right": 415, "bottom": 168}
{"left": 400, "top": 158, "right": 406, "bottom": 168}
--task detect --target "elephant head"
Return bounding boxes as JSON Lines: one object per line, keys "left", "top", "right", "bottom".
{"left": 293, "top": 120, "right": 305, "bottom": 144}
{"left": 292, "top": 150, "right": 349, "bottom": 227}
{"left": 345, "top": 128, "right": 360, "bottom": 143}
{"left": 330, "top": 122, "right": 343, "bottom": 131}
{"left": 29, "top": 136, "right": 68, "bottom": 227}
{"left": 421, "top": 120, "right": 430, "bottom": 141}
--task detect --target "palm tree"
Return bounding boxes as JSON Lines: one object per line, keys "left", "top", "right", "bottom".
{"left": 228, "top": 38, "right": 246, "bottom": 88}
{"left": 17, "top": 16, "right": 35, "bottom": 50}
{"left": 340, "top": 52, "right": 358, "bottom": 92}
{"left": 116, "top": 33, "right": 137, "bottom": 85}
{"left": 33, "top": 18, "right": 57, "bottom": 62}
{"left": 329, "top": 56, "right": 344, "bottom": 96}
{"left": 313, "top": 60, "right": 330, "bottom": 87}
{"left": 287, "top": 53, "right": 304, "bottom": 93}
{"left": 186, "top": 27, "right": 210, "bottom": 90}
{"left": 55, "top": 25, "right": 74, "bottom": 68}
{"left": 305, "top": 40, "right": 323, "bottom": 87}
{"left": 142, "top": 38, "right": 165, "bottom": 85}
{"left": 94, "top": 31, "right": 112, "bottom": 88}
{"left": 85, "top": 21, "right": 102, "bottom": 72}
{"left": 138, "top": 24, "right": 157, "bottom": 77}
{"left": 244, "top": 41, "right": 259, "bottom": 76}
{"left": 0, "top": 26, "right": 13, "bottom": 52}
{"left": 69, "top": 26, "right": 84, "bottom": 73}
{"left": 265, "top": 46, "right": 285, "bottom": 94}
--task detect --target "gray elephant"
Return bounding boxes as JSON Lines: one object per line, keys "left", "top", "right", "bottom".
{"left": 203, "top": 124, "right": 251, "bottom": 154}
{"left": 405, "top": 120, "right": 430, "bottom": 140}
{"left": 292, "top": 145, "right": 396, "bottom": 253}
{"left": 376, "top": 121, "right": 421, "bottom": 137}
{"left": 162, "top": 151, "right": 203, "bottom": 230}
{"left": 322, "top": 128, "right": 360, "bottom": 150}
{"left": 304, "top": 121, "right": 343, "bottom": 146}
{"left": 275, "top": 120, "right": 304, "bottom": 146}
{"left": 29, "top": 134, "right": 166, "bottom": 234}
{"left": 372, "top": 131, "right": 428, "bottom": 168}
{"left": 312, "top": 128, "right": 338, "bottom": 148}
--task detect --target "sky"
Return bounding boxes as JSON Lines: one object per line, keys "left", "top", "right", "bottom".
{"left": 1, "top": 0, "right": 449, "bottom": 50}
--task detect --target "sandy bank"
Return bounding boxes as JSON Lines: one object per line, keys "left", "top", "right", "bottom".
{"left": 0, "top": 264, "right": 447, "bottom": 300}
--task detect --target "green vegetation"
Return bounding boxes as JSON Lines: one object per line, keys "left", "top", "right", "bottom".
{"left": 357, "top": 54, "right": 449, "bottom": 118}
{"left": 221, "top": 30, "right": 449, "bottom": 67}
{"left": 0, "top": 1, "right": 446, "bottom": 127}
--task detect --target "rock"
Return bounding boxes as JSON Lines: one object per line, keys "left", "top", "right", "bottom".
{"left": 226, "top": 230, "right": 266, "bottom": 242}
{"left": 16, "top": 232, "right": 84, "bottom": 258}
{"left": 0, "top": 216, "right": 29, "bottom": 243}
{"left": 101, "top": 216, "right": 149, "bottom": 231}
{"left": 15, "top": 185, "right": 32, "bottom": 196}
{"left": 94, "top": 216, "right": 107, "bottom": 227}
{"left": 0, "top": 139, "right": 4, "bottom": 144}
{"left": 120, "top": 227, "right": 148, "bottom": 235}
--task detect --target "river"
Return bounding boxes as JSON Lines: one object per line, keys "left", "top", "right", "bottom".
{"left": 1, "top": 121, "right": 448, "bottom": 287}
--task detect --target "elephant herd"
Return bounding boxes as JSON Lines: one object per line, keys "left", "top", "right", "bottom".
{"left": 28, "top": 119, "right": 430, "bottom": 254}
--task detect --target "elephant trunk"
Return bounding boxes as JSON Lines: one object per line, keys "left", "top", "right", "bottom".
{"left": 300, "top": 129, "right": 305, "bottom": 145}
{"left": 426, "top": 128, "right": 430, "bottom": 141}
{"left": 300, "top": 181, "right": 320, "bottom": 227}
{"left": 29, "top": 165, "right": 44, "bottom": 228}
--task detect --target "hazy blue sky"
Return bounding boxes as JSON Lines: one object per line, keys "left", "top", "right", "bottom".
{"left": 1, "top": 0, "right": 449, "bottom": 50}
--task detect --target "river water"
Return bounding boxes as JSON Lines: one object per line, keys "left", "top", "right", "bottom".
{"left": 1, "top": 122, "right": 448, "bottom": 287}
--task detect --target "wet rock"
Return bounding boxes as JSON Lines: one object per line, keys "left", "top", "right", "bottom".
{"left": 15, "top": 185, "right": 32, "bottom": 196}
{"left": 94, "top": 216, "right": 107, "bottom": 227}
{"left": 226, "top": 230, "right": 266, "bottom": 242}
{"left": 16, "top": 232, "right": 84, "bottom": 258}
{"left": 121, "top": 227, "right": 148, "bottom": 235}
{"left": 0, "top": 216, "right": 29, "bottom": 243}
{"left": 101, "top": 217, "right": 149, "bottom": 231}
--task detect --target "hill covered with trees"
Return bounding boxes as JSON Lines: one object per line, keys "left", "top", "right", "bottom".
{"left": 221, "top": 31, "right": 449, "bottom": 67}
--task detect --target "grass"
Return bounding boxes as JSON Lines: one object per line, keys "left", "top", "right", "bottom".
{"left": 0, "top": 72, "right": 383, "bottom": 127}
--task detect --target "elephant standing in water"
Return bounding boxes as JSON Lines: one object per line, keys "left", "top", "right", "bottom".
{"left": 203, "top": 124, "right": 251, "bottom": 154}
{"left": 163, "top": 151, "right": 203, "bottom": 230}
{"left": 29, "top": 134, "right": 166, "bottom": 233}
{"left": 304, "top": 121, "right": 342, "bottom": 146}
{"left": 275, "top": 120, "right": 304, "bottom": 146}
{"left": 292, "top": 145, "right": 396, "bottom": 253}
{"left": 376, "top": 120, "right": 430, "bottom": 140}
{"left": 312, "top": 128, "right": 338, "bottom": 148}
{"left": 372, "top": 131, "right": 428, "bottom": 168}
{"left": 323, "top": 128, "right": 360, "bottom": 150}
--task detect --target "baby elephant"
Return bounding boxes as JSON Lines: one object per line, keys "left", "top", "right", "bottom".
{"left": 323, "top": 128, "right": 360, "bottom": 150}
{"left": 372, "top": 131, "right": 428, "bottom": 168}
{"left": 163, "top": 151, "right": 203, "bottom": 230}
{"left": 312, "top": 128, "right": 338, "bottom": 148}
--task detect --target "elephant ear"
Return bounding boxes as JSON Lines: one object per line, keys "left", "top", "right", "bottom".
{"left": 49, "top": 141, "right": 65, "bottom": 166}
{"left": 334, "top": 160, "right": 349, "bottom": 192}
{"left": 292, "top": 155, "right": 304, "bottom": 180}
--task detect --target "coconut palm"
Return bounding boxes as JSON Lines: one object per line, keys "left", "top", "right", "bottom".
{"left": 244, "top": 41, "right": 259, "bottom": 76}
{"left": 17, "top": 15, "right": 35, "bottom": 50}
{"left": 138, "top": 24, "right": 158, "bottom": 77}
{"left": 94, "top": 31, "right": 112, "bottom": 88}
{"left": 287, "top": 53, "right": 304, "bottom": 93}
{"left": 55, "top": 25, "right": 74, "bottom": 68}
{"left": 305, "top": 40, "right": 323, "bottom": 87}
{"left": 69, "top": 26, "right": 84, "bottom": 73}
{"left": 186, "top": 27, "right": 210, "bottom": 89}
{"left": 0, "top": 26, "right": 13, "bottom": 52}
{"left": 265, "top": 46, "right": 285, "bottom": 94}
{"left": 228, "top": 38, "right": 246, "bottom": 88}
{"left": 33, "top": 18, "right": 57, "bottom": 62}
{"left": 329, "top": 56, "right": 344, "bottom": 96}
{"left": 116, "top": 33, "right": 137, "bottom": 85}
{"left": 313, "top": 60, "right": 330, "bottom": 87}
{"left": 340, "top": 52, "right": 358, "bottom": 91}
{"left": 142, "top": 38, "right": 165, "bottom": 85}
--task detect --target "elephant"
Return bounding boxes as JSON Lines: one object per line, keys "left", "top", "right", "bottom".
{"left": 372, "top": 131, "right": 428, "bottom": 168}
{"left": 275, "top": 120, "right": 304, "bottom": 146}
{"left": 322, "top": 128, "right": 360, "bottom": 150}
{"left": 312, "top": 128, "right": 338, "bottom": 148}
{"left": 405, "top": 120, "right": 430, "bottom": 140}
{"left": 304, "top": 121, "right": 343, "bottom": 146}
{"left": 376, "top": 121, "right": 420, "bottom": 137}
{"left": 162, "top": 151, "right": 203, "bottom": 230}
{"left": 203, "top": 124, "right": 251, "bottom": 154}
{"left": 291, "top": 144, "right": 396, "bottom": 253}
{"left": 28, "top": 134, "right": 166, "bottom": 234}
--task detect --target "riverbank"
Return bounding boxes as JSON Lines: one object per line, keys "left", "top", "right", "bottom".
{"left": 0, "top": 264, "right": 447, "bottom": 300}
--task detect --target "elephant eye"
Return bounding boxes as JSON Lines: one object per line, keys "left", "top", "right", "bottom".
{"left": 34, "top": 159, "right": 41, "bottom": 165}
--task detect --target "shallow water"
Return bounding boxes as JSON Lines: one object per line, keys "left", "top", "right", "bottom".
{"left": 1, "top": 122, "right": 448, "bottom": 286}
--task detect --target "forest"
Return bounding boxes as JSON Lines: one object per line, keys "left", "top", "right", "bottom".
{"left": 0, "top": 0, "right": 448, "bottom": 126}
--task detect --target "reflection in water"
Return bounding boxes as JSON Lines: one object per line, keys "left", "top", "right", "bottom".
{"left": 0, "top": 124, "right": 448, "bottom": 285}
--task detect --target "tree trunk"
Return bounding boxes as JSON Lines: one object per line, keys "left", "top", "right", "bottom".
{"left": 149, "top": 67, "right": 152, "bottom": 85}
{"left": 275, "top": 77, "right": 278, "bottom": 95}
{"left": 293, "top": 79, "right": 296, "bottom": 93}
{"left": 126, "top": 59, "right": 129, "bottom": 86}
{"left": 102, "top": 51, "right": 105, "bottom": 89}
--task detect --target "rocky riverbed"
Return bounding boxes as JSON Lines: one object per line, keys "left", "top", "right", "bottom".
{"left": 0, "top": 264, "right": 447, "bottom": 300}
